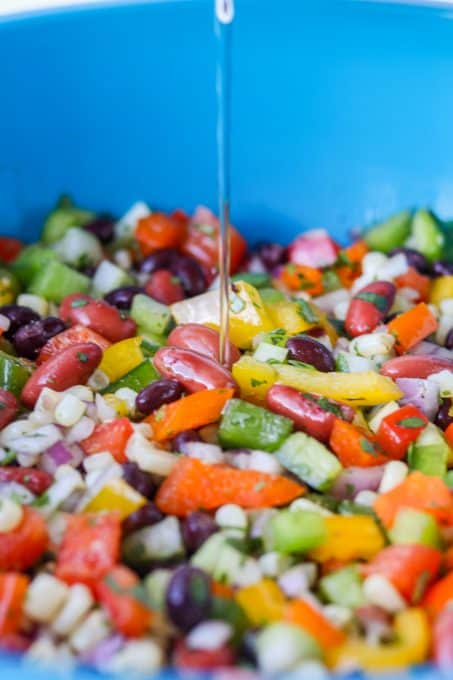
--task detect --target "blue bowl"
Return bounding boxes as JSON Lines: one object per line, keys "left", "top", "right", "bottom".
{"left": 0, "top": 0, "right": 452, "bottom": 678}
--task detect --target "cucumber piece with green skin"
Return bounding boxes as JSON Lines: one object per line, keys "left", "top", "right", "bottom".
{"left": 219, "top": 398, "right": 293, "bottom": 452}
{"left": 191, "top": 533, "right": 246, "bottom": 585}
{"left": 408, "top": 426, "right": 449, "bottom": 478}
{"left": 231, "top": 272, "right": 271, "bottom": 289}
{"left": 264, "top": 510, "right": 326, "bottom": 554}
{"left": 364, "top": 210, "right": 412, "bottom": 253}
{"left": 91, "top": 259, "right": 135, "bottom": 297}
{"left": 130, "top": 294, "right": 173, "bottom": 337}
{"left": 122, "top": 516, "right": 184, "bottom": 569}
{"left": 191, "top": 533, "right": 226, "bottom": 574}
{"left": 0, "top": 350, "right": 33, "bottom": 397}
{"left": 52, "top": 227, "right": 103, "bottom": 267}
{"left": 10, "top": 245, "right": 59, "bottom": 286}
{"left": 28, "top": 260, "right": 90, "bottom": 303}
{"left": 101, "top": 359, "right": 159, "bottom": 395}
{"left": 407, "top": 209, "right": 445, "bottom": 262}
{"left": 42, "top": 195, "right": 95, "bottom": 245}
{"left": 139, "top": 333, "right": 166, "bottom": 356}
{"left": 276, "top": 431, "right": 343, "bottom": 491}
{"left": 255, "top": 623, "right": 322, "bottom": 675}
{"left": 144, "top": 569, "right": 172, "bottom": 611}
{"left": 319, "top": 564, "right": 366, "bottom": 608}
{"left": 253, "top": 341, "right": 288, "bottom": 363}
{"left": 389, "top": 508, "right": 441, "bottom": 548}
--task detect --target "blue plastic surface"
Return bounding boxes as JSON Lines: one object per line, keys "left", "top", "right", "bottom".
{"left": 0, "top": 0, "right": 452, "bottom": 678}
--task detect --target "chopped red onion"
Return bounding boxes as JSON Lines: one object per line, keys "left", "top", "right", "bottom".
{"left": 396, "top": 378, "right": 440, "bottom": 420}
{"left": 80, "top": 634, "right": 124, "bottom": 666}
{"left": 330, "top": 466, "right": 385, "bottom": 500}
{"left": 409, "top": 341, "right": 453, "bottom": 360}
{"left": 39, "top": 441, "right": 84, "bottom": 474}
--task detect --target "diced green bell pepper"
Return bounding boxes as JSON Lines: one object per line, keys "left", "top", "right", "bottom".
{"left": 102, "top": 359, "right": 159, "bottom": 395}
{"left": 42, "top": 195, "right": 95, "bottom": 245}
{"left": 218, "top": 398, "right": 293, "bottom": 452}
{"left": 0, "top": 350, "right": 33, "bottom": 396}
{"left": 28, "top": 260, "right": 90, "bottom": 303}
{"left": 364, "top": 210, "right": 412, "bottom": 253}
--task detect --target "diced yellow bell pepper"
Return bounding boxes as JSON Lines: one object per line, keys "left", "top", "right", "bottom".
{"left": 103, "top": 394, "right": 130, "bottom": 416}
{"left": 327, "top": 608, "right": 430, "bottom": 671}
{"left": 99, "top": 336, "right": 144, "bottom": 382}
{"left": 83, "top": 478, "right": 146, "bottom": 519}
{"left": 0, "top": 270, "right": 19, "bottom": 306}
{"left": 274, "top": 363, "right": 403, "bottom": 406}
{"left": 309, "top": 516, "right": 385, "bottom": 562}
{"left": 232, "top": 355, "right": 277, "bottom": 404}
{"left": 228, "top": 281, "right": 274, "bottom": 348}
{"left": 430, "top": 275, "right": 453, "bottom": 307}
{"left": 265, "top": 300, "right": 314, "bottom": 335}
{"left": 235, "top": 578, "right": 286, "bottom": 626}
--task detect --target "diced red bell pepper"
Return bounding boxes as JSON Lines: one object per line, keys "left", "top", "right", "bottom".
{"left": 0, "top": 574, "right": 29, "bottom": 636}
{"left": 288, "top": 229, "right": 339, "bottom": 268}
{"left": 0, "top": 507, "right": 48, "bottom": 571}
{"left": 423, "top": 571, "right": 453, "bottom": 618}
{"left": 95, "top": 566, "right": 152, "bottom": 637}
{"left": 56, "top": 513, "right": 121, "bottom": 588}
{"left": 0, "top": 467, "right": 52, "bottom": 495}
{"left": 375, "top": 404, "right": 428, "bottom": 460}
{"left": 0, "top": 237, "right": 22, "bottom": 264}
{"left": 173, "top": 639, "right": 235, "bottom": 670}
{"left": 362, "top": 544, "right": 442, "bottom": 603}
{"left": 135, "top": 212, "right": 187, "bottom": 256}
{"left": 445, "top": 422, "right": 453, "bottom": 449}
{"left": 329, "top": 419, "right": 389, "bottom": 467}
{"left": 80, "top": 417, "right": 134, "bottom": 463}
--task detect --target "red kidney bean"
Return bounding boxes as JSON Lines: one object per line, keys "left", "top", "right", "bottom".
{"left": 0, "top": 467, "right": 52, "bottom": 495}
{"left": 389, "top": 247, "right": 430, "bottom": 274}
{"left": 138, "top": 248, "right": 180, "bottom": 274}
{"left": 171, "top": 254, "right": 207, "bottom": 297}
{"left": 182, "top": 511, "right": 217, "bottom": 553}
{"left": 13, "top": 317, "right": 66, "bottom": 359}
{"left": 255, "top": 242, "right": 288, "bottom": 271}
{"left": 173, "top": 640, "right": 235, "bottom": 671}
{"left": 0, "top": 305, "right": 40, "bottom": 339}
{"left": 266, "top": 384, "right": 353, "bottom": 442}
{"left": 381, "top": 355, "right": 453, "bottom": 380}
{"left": 122, "top": 462, "right": 156, "bottom": 498}
{"left": 345, "top": 281, "right": 396, "bottom": 337}
{"left": 171, "top": 429, "right": 202, "bottom": 453}
{"left": 167, "top": 324, "right": 241, "bottom": 370}
{"left": 122, "top": 502, "right": 163, "bottom": 535}
{"left": 59, "top": 294, "right": 136, "bottom": 343}
{"left": 144, "top": 269, "right": 185, "bottom": 305}
{"left": 136, "top": 379, "right": 185, "bottom": 415}
{"left": 435, "top": 398, "right": 453, "bottom": 431}
{"left": 21, "top": 342, "right": 102, "bottom": 408}
{"left": 286, "top": 335, "right": 335, "bottom": 372}
{"left": 104, "top": 286, "right": 143, "bottom": 310}
{"left": 84, "top": 215, "right": 114, "bottom": 244}
{"left": 166, "top": 565, "right": 212, "bottom": 632}
{"left": 0, "top": 389, "right": 18, "bottom": 430}
{"left": 445, "top": 328, "right": 453, "bottom": 350}
{"left": 154, "top": 347, "right": 237, "bottom": 393}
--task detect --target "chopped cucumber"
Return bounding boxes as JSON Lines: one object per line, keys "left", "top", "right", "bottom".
{"left": 42, "top": 195, "right": 95, "bottom": 245}
{"left": 389, "top": 508, "right": 440, "bottom": 548}
{"left": 253, "top": 341, "right": 288, "bottom": 364}
{"left": 92, "top": 259, "right": 134, "bottom": 296}
{"left": 219, "top": 398, "right": 293, "bottom": 452}
{"left": 131, "top": 294, "right": 173, "bottom": 337}
{"left": 0, "top": 350, "right": 33, "bottom": 396}
{"left": 407, "top": 209, "right": 445, "bottom": 262}
{"left": 364, "top": 210, "right": 412, "bottom": 253}
{"left": 121, "top": 516, "right": 184, "bottom": 568}
{"left": 264, "top": 510, "right": 326, "bottom": 554}
{"left": 28, "top": 260, "right": 90, "bottom": 303}
{"left": 52, "top": 227, "right": 103, "bottom": 267}
{"left": 255, "top": 622, "right": 321, "bottom": 675}
{"left": 231, "top": 272, "right": 271, "bottom": 289}
{"left": 191, "top": 532, "right": 245, "bottom": 585}
{"left": 191, "top": 533, "right": 226, "bottom": 573}
{"left": 408, "top": 425, "right": 449, "bottom": 478}
{"left": 144, "top": 569, "right": 172, "bottom": 611}
{"left": 140, "top": 332, "right": 166, "bottom": 356}
{"left": 10, "top": 244, "right": 59, "bottom": 286}
{"left": 101, "top": 359, "right": 159, "bottom": 395}
{"left": 276, "top": 432, "right": 343, "bottom": 491}
{"left": 319, "top": 564, "right": 366, "bottom": 608}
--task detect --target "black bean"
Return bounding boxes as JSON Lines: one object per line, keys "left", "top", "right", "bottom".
{"left": 171, "top": 255, "right": 206, "bottom": 297}
{"left": 122, "top": 502, "right": 163, "bottom": 535}
{"left": 171, "top": 429, "right": 201, "bottom": 454}
{"left": 0, "top": 305, "right": 41, "bottom": 340}
{"left": 445, "top": 329, "right": 453, "bottom": 351}
{"left": 255, "top": 242, "right": 288, "bottom": 271}
{"left": 389, "top": 247, "right": 430, "bottom": 274}
{"left": 286, "top": 335, "right": 335, "bottom": 372}
{"left": 181, "top": 511, "right": 217, "bottom": 553}
{"left": 104, "top": 286, "right": 143, "bottom": 310}
{"left": 136, "top": 379, "right": 184, "bottom": 415}
{"left": 122, "top": 462, "right": 156, "bottom": 497}
{"left": 435, "top": 398, "right": 453, "bottom": 431}
{"left": 433, "top": 261, "right": 453, "bottom": 276}
{"left": 84, "top": 215, "right": 114, "bottom": 244}
{"left": 13, "top": 317, "right": 66, "bottom": 359}
{"left": 139, "top": 248, "right": 180, "bottom": 275}
{"left": 166, "top": 565, "right": 212, "bottom": 632}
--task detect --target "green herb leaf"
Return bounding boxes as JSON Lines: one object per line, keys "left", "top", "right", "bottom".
{"left": 360, "top": 437, "right": 377, "bottom": 455}
{"left": 250, "top": 378, "right": 267, "bottom": 388}
{"left": 354, "top": 291, "right": 389, "bottom": 313}
{"left": 288, "top": 359, "right": 316, "bottom": 371}
{"left": 296, "top": 299, "right": 319, "bottom": 324}
{"left": 336, "top": 251, "right": 353, "bottom": 267}
{"left": 71, "top": 298, "right": 88, "bottom": 308}
{"left": 397, "top": 417, "right": 427, "bottom": 429}
{"left": 0, "top": 450, "right": 16, "bottom": 466}
{"left": 32, "top": 492, "right": 50, "bottom": 508}
{"left": 77, "top": 352, "right": 89, "bottom": 363}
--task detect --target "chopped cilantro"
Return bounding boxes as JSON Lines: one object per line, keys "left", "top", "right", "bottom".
{"left": 77, "top": 352, "right": 89, "bottom": 363}
{"left": 250, "top": 378, "right": 266, "bottom": 388}
{"left": 397, "top": 417, "right": 427, "bottom": 429}
{"left": 296, "top": 299, "right": 319, "bottom": 324}
{"left": 32, "top": 492, "right": 50, "bottom": 508}
{"left": 360, "top": 437, "right": 377, "bottom": 455}
{"left": 0, "top": 450, "right": 16, "bottom": 466}
{"left": 354, "top": 291, "right": 389, "bottom": 313}
{"left": 70, "top": 298, "right": 88, "bottom": 308}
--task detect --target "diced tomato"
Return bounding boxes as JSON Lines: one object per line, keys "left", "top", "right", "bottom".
{"left": 0, "top": 574, "right": 29, "bottom": 636}
{"left": 80, "top": 417, "right": 134, "bottom": 463}
{"left": 423, "top": 571, "right": 453, "bottom": 618}
{"left": 56, "top": 513, "right": 121, "bottom": 588}
{"left": 0, "top": 468, "right": 52, "bottom": 495}
{"left": 135, "top": 212, "right": 187, "bottom": 256}
{"left": 375, "top": 404, "right": 428, "bottom": 460}
{"left": 445, "top": 422, "right": 453, "bottom": 449}
{"left": 95, "top": 566, "right": 152, "bottom": 637}
{"left": 144, "top": 269, "right": 185, "bottom": 304}
{"left": 362, "top": 544, "right": 442, "bottom": 603}
{"left": 288, "top": 229, "right": 339, "bottom": 268}
{"left": 173, "top": 639, "right": 235, "bottom": 670}
{"left": 182, "top": 206, "right": 247, "bottom": 275}
{"left": 279, "top": 263, "right": 324, "bottom": 295}
{"left": 0, "top": 507, "right": 48, "bottom": 571}
{"left": 395, "top": 267, "right": 430, "bottom": 302}
{"left": 0, "top": 238, "right": 22, "bottom": 264}
{"left": 329, "top": 420, "right": 389, "bottom": 467}
{"left": 37, "top": 324, "right": 110, "bottom": 364}
{"left": 433, "top": 608, "right": 453, "bottom": 669}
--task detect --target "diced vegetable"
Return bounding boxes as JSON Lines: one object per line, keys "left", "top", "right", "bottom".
{"left": 309, "top": 515, "right": 385, "bottom": 562}
{"left": 28, "top": 260, "right": 90, "bottom": 302}
{"left": 319, "top": 564, "right": 366, "bottom": 608}
{"left": 276, "top": 431, "right": 342, "bottom": 490}
{"left": 363, "top": 210, "right": 412, "bottom": 253}
{"left": 264, "top": 510, "right": 326, "bottom": 554}
{"left": 219, "top": 398, "right": 293, "bottom": 452}
{"left": 130, "top": 294, "right": 172, "bottom": 337}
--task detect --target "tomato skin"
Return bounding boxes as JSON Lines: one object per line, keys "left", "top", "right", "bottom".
{"left": 0, "top": 574, "right": 29, "bottom": 636}
{"left": 60, "top": 294, "right": 136, "bottom": 344}
{"left": 0, "top": 507, "right": 48, "bottom": 571}
{"left": 173, "top": 639, "right": 235, "bottom": 671}
{"left": 135, "top": 212, "right": 187, "bottom": 256}
{"left": 345, "top": 281, "right": 396, "bottom": 337}
{"left": 21, "top": 342, "right": 102, "bottom": 408}
{"left": 154, "top": 347, "right": 237, "bottom": 394}
{"left": 0, "top": 389, "right": 18, "bottom": 430}
{"left": 95, "top": 566, "right": 152, "bottom": 637}
{"left": 375, "top": 404, "right": 428, "bottom": 460}
{"left": 144, "top": 270, "right": 185, "bottom": 304}
{"left": 167, "top": 324, "right": 240, "bottom": 370}
{"left": 433, "top": 608, "right": 453, "bottom": 669}
{"left": 0, "top": 467, "right": 52, "bottom": 495}
{"left": 37, "top": 324, "right": 110, "bottom": 364}
{"left": 362, "top": 544, "right": 442, "bottom": 603}
{"left": 56, "top": 513, "right": 121, "bottom": 588}
{"left": 0, "top": 238, "right": 22, "bottom": 264}
{"left": 80, "top": 417, "right": 134, "bottom": 463}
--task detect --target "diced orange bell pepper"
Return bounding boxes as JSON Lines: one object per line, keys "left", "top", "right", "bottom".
{"left": 135, "top": 212, "right": 187, "bottom": 255}
{"left": 395, "top": 267, "right": 430, "bottom": 302}
{"left": 445, "top": 422, "right": 453, "bottom": 449}
{"left": 80, "top": 417, "right": 134, "bottom": 463}
{"left": 342, "top": 240, "right": 368, "bottom": 264}
{"left": 374, "top": 471, "right": 453, "bottom": 528}
{"left": 279, "top": 264, "right": 324, "bottom": 295}
{"left": 235, "top": 579, "right": 286, "bottom": 625}
{"left": 155, "top": 457, "right": 304, "bottom": 516}
{"left": 95, "top": 566, "right": 152, "bottom": 637}
{"left": 0, "top": 574, "right": 29, "bottom": 636}
{"left": 329, "top": 419, "right": 389, "bottom": 467}
{"left": 284, "top": 598, "right": 345, "bottom": 648}
{"left": 422, "top": 571, "right": 453, "bottom": 618}
{"left": 387, "top": 303, "right": 438, "bottom": 354}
